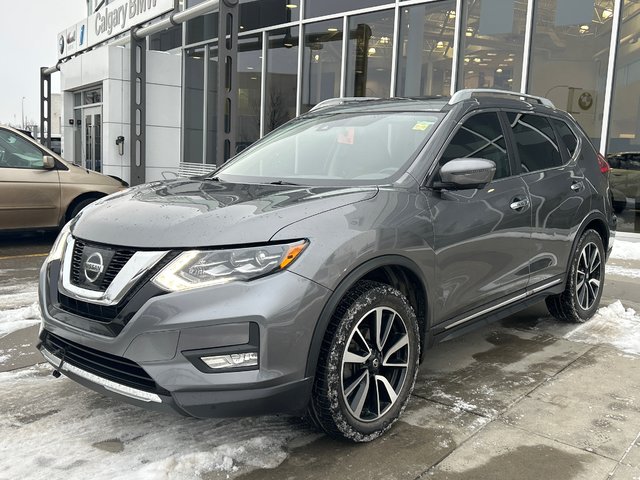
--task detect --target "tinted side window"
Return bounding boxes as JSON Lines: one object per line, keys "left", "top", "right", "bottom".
{"left": 0, "top": 130, "right": 45, "bottom": 169}
{"left": 507, "top": 113, "right": 562, "bottom": 173}
{"left": 550, "top": 118, "right": 578, "bottom": 157}
{"left": 440, "top": 112, "right": 510, "bottom": 180}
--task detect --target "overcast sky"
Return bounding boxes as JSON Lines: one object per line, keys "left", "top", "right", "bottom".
{"left": 0, "top": 0, "right": 86, "bottom": 126}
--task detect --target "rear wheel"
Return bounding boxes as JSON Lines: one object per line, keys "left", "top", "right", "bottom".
{"left": 66, "top": 197, "right": 100, "bottom": 222}
{"left": 309, "top": 281, "right": 420, "bottom": 442}
{"left": 546, "top": 229, "right": 605, "bottom": 323}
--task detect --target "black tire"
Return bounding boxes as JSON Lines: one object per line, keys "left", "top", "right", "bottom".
{"left": 66, "top": 197, "right": 99, "bottom": 222}
{"left": 546, "top": 229, "right": 605, "bottom": 323}
{"left": 308, "top": 280, "right": 420, "bottom": 442}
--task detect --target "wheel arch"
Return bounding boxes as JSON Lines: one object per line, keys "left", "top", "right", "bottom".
{"left": 63, "top": 192, "right": 106, "bottom": 224}
{"left": 566, "top": 212, "right": 611, "bottom": 273}
{"left": 305, "top": 255, "right": 431, "bottom": 378}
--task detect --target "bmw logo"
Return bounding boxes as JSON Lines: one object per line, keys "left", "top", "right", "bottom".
{"left": 58, "top": 35, "right": 65, "bottom": 55}
{"left": 84, "top": 253, "right": 104, "bottom": 283}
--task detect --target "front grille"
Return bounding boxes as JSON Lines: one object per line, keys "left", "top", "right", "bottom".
{"left": 43, "top": 331, "right": 166, "bottom": 395}
{"left": 54, "top": 252, "right": 176, "bottom": 336}
{"left": 71, "top": 240, "right": 136, "bottom": 290}
{"left": 58, "top": 294, "right": 122, "bottom": 323}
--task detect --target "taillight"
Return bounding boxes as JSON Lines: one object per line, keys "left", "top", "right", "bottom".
{"left": 597, "top": 153, "right": 610, "bottom": 174}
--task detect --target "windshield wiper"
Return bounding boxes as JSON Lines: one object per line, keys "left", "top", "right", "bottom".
{"left": 269, "top": 180, "right": 301, "bottom": 186}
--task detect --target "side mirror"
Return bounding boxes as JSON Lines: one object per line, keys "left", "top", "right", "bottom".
{"left": 437, "top": 158, "right": 496, "bottom": 190}
{"left": 43, "top": 155, "right": 56, "bottom": 170}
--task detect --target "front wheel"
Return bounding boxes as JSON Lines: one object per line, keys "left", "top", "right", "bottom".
{"left": 546, "top": 229, "right": 605, "bottom": 323}
{"left": 309, "top": 281, "right": 420, "bottom": 442}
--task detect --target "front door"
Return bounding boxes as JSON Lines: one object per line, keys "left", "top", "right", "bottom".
{"left": 83, "top": 106, "right": 102, "bottom": 172}
{"left": 0, "top": 128, "right": 61, "bottom": 229}
{"left": 426, "top": 111, "right": 533, "bottom": 325}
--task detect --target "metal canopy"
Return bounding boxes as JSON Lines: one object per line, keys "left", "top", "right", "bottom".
{"left": 39, "top": 0, "right": 238, "bottom": 184}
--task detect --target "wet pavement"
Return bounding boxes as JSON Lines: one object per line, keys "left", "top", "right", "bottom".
{"left": 0, "top": 232, "right": 639, "bottom": 479}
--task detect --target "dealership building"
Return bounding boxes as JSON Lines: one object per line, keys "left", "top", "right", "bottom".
{"left": 46, "top": 0, "right": 639, "bottom": 232}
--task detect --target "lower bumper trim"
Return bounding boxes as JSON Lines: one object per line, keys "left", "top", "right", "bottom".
{"left": 40, "top": 347, "right": 162, "bottom": 404}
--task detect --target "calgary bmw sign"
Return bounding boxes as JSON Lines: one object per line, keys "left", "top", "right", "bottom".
{"left": 58, "top": 0, "right": 174, "bottom": 59}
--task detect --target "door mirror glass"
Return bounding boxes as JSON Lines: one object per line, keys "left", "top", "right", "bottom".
{"left": 439, "top": 158, "right": 496, "bottom": 189}
{"left": 43, "top": 155, "right": 56, "bottom": 170}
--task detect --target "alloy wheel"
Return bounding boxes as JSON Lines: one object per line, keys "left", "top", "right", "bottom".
{"left": 340, "top": 307, "right": 410, "bottom": 422}
{"left": 576, "top": 241, "right": 601, "bottom": 311}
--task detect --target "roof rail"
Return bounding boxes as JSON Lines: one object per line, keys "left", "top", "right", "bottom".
{"left": 448, "top": 89, "right": 555, "bottom": 108}
{"left": 309, "top": 97, "right": 381, "bottom": 112}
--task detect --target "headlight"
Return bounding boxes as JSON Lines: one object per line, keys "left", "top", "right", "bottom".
{"left": 47, "top": 222, "right": 72, "bottom": 262}
{"left": 152, "top": 240, "right": 308, "bottom": 292}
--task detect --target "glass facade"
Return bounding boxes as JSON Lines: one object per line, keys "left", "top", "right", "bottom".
{"left": 397, "top": 1, "right": 455, "bottom": 97}
{"left": 609, "top": 0, "right": 640, "bottom": 233}
{"left": 346, "top": 9, "right": 394, "bottom": 98}
{"left": 459, "top": 0, "right": 527, "bottom": 91}
{"left": 175, "top": 0, "right": 640, "bottom": 232}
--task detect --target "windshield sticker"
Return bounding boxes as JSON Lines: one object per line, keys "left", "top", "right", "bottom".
{"left": 412, "top": 121, "right": 434, "bottom": 132}
{"left": 337, "top": 127, "right": 355, "bottom": 145}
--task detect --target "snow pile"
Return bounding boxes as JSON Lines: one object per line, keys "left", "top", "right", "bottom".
{"left": 0, "top": 366, "right": 312, "bottom": 480}
{"left": 610, "top": 240, "right": 640, "bottom": 262}
{"left": 0, "top": 303, "right": 41, "bottom": 338}
{"left": 564, "top": 301, "right": 640, "bottom": 355}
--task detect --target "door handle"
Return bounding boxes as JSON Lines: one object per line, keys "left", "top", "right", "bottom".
{"left": 510, "top": 198, "right": 530, "bottom": 211}
{"left": 571, "top": 181, "right": 584, "bottom": 191}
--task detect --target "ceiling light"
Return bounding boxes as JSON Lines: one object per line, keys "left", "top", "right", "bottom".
{"left": 376, "top": 68, "right": 385, "bottom": 71}
{"left": 327, "top": 27, "right": 338, "bottom": 32}
{"left": 473, "top": 57, "right": 481, "bottom": 63}
{"left": 448, "top": 10, "right": 456, "bottom": 19}
{"left": 464, "top": 58, "right": 470, "bottom": 63}
{"left": 602, "top": 8, "right": 613, "bottom": 19}
{"left": 380, "top": 36, "right": 390, "bottom": 44}
{"left": 368, "top": 47, "right": 376, "bottom": 56}
{"left": 251, "top": 76, "right": 257, "bottom": 80}
{"left": 247, "top": 66, "right": 254, "bottom": 70}
{"left": 466, "top": 28, "right": 474, "bottom": 37}
{"left": 286, "top": 3, "right": 298, "bottom": 8}
{"left": 507, "top": 78, "right": 513, "bottom": 82}
{"left": 436, "top": 41, "right": 444, "bottom": 48}
{"left": 496, "top": 68, "right": 503, "bottom": 73}
{"left": 479, "top": 63, "right": 488, "bottom": 66}
{"left": 487, "top": 52, "right": 497, "bottom": 56}
{"left": 468, "top": 70, "right": 474, "bottom": 74}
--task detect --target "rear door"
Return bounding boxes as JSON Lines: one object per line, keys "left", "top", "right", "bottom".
{"left": 0, "top": 129, "right": 61, "bottom": 230}
{"left": 503, "top": 112, "right": 590, "bottom": 288}
{"left": 427, "top": 111, "right": 533, "bottom": 325}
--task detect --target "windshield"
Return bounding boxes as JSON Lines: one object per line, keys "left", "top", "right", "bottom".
{"left": 214, "top": 112, "right": 444, "bottom": 185}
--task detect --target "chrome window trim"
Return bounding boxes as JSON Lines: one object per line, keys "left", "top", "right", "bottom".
{"left": 58, "top": 237, "right": 168, "bottom": 307}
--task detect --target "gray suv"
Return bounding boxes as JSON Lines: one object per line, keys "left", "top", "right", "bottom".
{"left": 38, "top": 89, "right": 616, "bottom": 442}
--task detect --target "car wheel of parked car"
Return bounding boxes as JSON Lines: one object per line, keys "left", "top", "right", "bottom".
{"left": 546, "top": 229, "right": 605, "bottom": 323}
{"left": 67, "top": 197, "right": 99, "bottom": 222}
{"left": 309, "top": 280, "right": 420, "bottom": 442}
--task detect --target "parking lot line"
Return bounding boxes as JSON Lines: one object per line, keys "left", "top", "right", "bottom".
{"left": 0, "top": 253, "right": 49, "bottom": 261}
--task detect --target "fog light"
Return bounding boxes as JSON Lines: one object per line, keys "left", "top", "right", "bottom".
{"left": 201, "top": 352, "right": 258, "bottom": 370}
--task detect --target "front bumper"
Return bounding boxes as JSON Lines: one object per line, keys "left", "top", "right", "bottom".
{"left": 38, "top": 258, "right": 329, "bottom": 417}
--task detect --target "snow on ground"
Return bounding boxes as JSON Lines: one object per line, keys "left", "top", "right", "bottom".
{"left": 0, "top": 365, "right": 315, "bottom": 480}
{"left": 607, "top": 264, "right": 640, "bottom": 279}
{"left": 0, "top": 303, "right": 40, "bottom": 338}
{"left": 610, "top": 239, "right": 640, "bottom": 262}
{"left": 563, "top": 300, "right": 640, "bottom": 355}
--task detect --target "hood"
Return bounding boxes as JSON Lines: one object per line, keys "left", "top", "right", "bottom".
{"left": 71, "top": 178, "right": 378, "bottom": 248}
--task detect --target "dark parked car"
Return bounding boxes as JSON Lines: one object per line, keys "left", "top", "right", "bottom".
{"left": 607, "top": 152, "right": 640, "bottom": 213}
{"left": 38, "top": 89, "right": 615, "bottom": 442}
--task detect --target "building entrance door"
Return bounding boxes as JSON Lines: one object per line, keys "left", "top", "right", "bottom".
{"left": 82, "top": 106, "right": 102, "bottom": 172}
